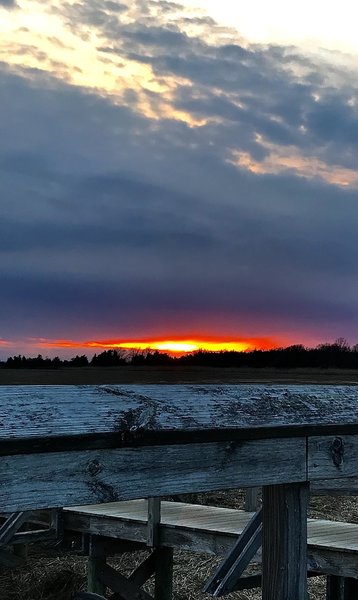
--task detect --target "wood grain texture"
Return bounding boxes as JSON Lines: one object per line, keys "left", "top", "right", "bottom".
{"left": 64, "top": 500, "right": 358, "bottom": 554}
{"left": 0, "top": 438, "right": 305, "bottom": 511}
{"left": 64, "top": 500, "right": 358, "bottom": 577}
{"left": 262, "top": 482, "right": 309, "bottom": 600}
{"left": 204, "top": 509, "right": 262, "bottom": 595}
{"left": 88, "top": 536, "right": 106, "bottom": 597}
{"left": 309, "top": 435, "right": 358, "bottom": 480}
{"left": 147, "top": 498, "right": 161, "bottom": 547}
{"left": 1, "top": 385, "right": 358, "bottom": 451}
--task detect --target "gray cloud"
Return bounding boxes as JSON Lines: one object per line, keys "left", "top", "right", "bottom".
{"left": 0, "top": 0, "right": 17, "bottom": 7}
{"left": 1, "top": 3, "right": 358, "bottom": 347}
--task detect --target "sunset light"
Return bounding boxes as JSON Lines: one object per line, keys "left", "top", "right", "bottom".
{"left": 1, "top": 0, "right": 358, "bottom": 357}
{"left": 13, "top": 336, "right": 279, "bottom": 357}
{"left": 90, "top": 339, "right": 256, "bottom": 354}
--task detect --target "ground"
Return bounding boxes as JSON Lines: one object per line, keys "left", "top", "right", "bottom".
{"left": 1, "top": 366, "right": 358, "bottom": 385}
{"left": 1, "top": 367, "right": 357, "bottom": 599}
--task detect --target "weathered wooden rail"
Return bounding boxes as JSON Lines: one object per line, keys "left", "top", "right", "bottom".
{"left": 1, "top": 384, "right": 358, "bottom": 599}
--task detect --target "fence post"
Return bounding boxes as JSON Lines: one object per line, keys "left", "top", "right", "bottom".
{"left": 262, "top": 482, "right": 309, "bottom": 600}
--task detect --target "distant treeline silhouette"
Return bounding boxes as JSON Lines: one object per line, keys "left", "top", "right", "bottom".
{"left": 1, "top": 339, "right": 358, "bottom": 369}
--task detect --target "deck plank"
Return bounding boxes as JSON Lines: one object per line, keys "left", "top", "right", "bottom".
{"left": 64, "top": 501, "right": 358, "bottom": 553}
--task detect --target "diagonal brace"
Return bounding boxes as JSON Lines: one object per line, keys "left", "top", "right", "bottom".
{"left": 204, "top": 508, "right": 262, "bottom": 597}
{"left": 0, "top": 511, "right": 32, "bottom": 546}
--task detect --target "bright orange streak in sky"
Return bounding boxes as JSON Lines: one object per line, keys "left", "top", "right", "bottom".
{"left": 38, "top": 336, "right": 278, "bottom": 355}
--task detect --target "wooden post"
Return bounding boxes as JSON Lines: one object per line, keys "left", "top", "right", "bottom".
{"left": 327, "top": 576, "right": 358, "bottom": 600}
{"left": 244, "top": 487, "right": 259, "bottom": 512}
{"left": 262, "top": 482, "right": 309, "bottom": 600}
{"left": 88, "top": 536, "right": 106, "bottom": 597}
{"left": 155, "top": 547, "right": 174, "bottom": 600}
{"left": 147, "top": 497, "right": 161, "bottom": 547}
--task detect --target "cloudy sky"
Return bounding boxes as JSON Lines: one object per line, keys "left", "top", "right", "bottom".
{"left": 1, "top": 0, "right": 358, "bottom": 356}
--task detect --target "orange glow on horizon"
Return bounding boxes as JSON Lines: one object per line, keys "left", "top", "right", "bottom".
{"left": 34, "top": 336, "right": 279, "bottom": 355}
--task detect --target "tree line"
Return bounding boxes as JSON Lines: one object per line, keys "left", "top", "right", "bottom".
{"left": 1, "top": 339, "right": 358, "bottom": 369}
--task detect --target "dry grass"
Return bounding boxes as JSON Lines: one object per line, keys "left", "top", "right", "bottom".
{"left": 1, "top": 366, "right": 358, "bottom": 386}
{"left": 1, "top": 492, "right": 357, "bottom": 599}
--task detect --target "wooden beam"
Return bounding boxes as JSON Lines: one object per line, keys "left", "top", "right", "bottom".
{"left": 88, "top": 536, "right": 106, "bottom": 597}
{"left": 262, "top": 482, "right": 309, "bottom": 600}
{"left": 244, "top": 487, "right": 259, "bottom": 512}
{"left": 204, "top": 508, "right": 262, "bottom": 596}
{"left": 99, "top": 563, "right": 154, "bottom": 600}
{"left": 0, "top": 511, "right": 32, "bottom": 545}
{"left": 2, "top": 385, "right": 358, "bottom": 454}
{"left": 0, "top": 437, "right": 306, "bottom": 512}
{"left": 326, "top": 576, "right": 358, "bottom": 600}
{"left": 128, "top": 552, "right": 157, "bottom": 587}
{"left": 311, "top": 477, "right": 358, "bottom": 495}
{"left": 147, "top": 498, "right": 161, "bottom": 547}
{"left": 12, "top": 528, "right": 57, "bottom": 545}
{"left": 154, "top": 548, "right": 173, "bottom": 600}
{"left": 327, "top": 576, "right": 345, "bottom": 600}
{"left": 309, "top": 435, "right": 358, "bottom": 480}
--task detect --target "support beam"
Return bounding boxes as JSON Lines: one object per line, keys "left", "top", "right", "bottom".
{"left": 244, "top": 488, "right": 259, "bottom": 512}
{"left": 129, "top": 552, "right": 157, "bottom": 587}
{"left": 99, "top": 563, "right": 153, "bottom": 600}
{"left": 0, "top": 511, "right": 32, "bottom": 545}
{"left": 147, "top": 498, "right": 161, "bottom": 547}
{"left": 88, "top": 536, "right": 106, "bottom": 597}
{"left": 203, "top": 508, "right": 262, "bottom": 596}
{"left": 262, "top": 482, "right": 309, "bottom": 600}
{"left": 154, "top": 548, "right": 173, "bottom": 600}
{"left": 327, "top": 576, "right": 358, "bottom": 600}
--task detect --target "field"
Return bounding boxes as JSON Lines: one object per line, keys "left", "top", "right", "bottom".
{"left": 1, "top": 365, "right": 358, "bottom": 385}
{"left": 1, "top": 367, "right": 358, "bottom": 599}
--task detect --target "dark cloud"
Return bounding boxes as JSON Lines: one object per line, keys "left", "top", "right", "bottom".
{"left": 0, "top": 0, "right": 17, "bottom": 7}
{"left": 62, "top": 0, "right": 357, "bottom": 172}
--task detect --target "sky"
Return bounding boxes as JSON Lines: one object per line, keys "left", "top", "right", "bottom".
{"left": 0, "top": 0, "right": 358, "bottom": 357}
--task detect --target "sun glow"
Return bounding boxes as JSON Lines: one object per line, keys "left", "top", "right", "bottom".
{"left": 29, "top": 336, "right": 278, "bottom": 355}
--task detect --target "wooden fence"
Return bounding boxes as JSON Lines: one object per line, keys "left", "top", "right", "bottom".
{"left": 1, "top": 383, "right": 358, "bottom": 599}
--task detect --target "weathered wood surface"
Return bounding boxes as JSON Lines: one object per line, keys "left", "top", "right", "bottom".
{"left": 0, "top": 438, "right": 305, "bottom": 512}
{"left": 88, "top": 536, "right": 106, "bottom": 597}
{"left": 309, "top": 435, "right": 358, "bottom": 481}
{"left": 1, "top": 385, "right": 358, "bottom": 452}
{"left": 262, "top": 483, "right": 309, "bottom": 600}
{"left": 311, "top": 477, "right": 358, "bottom": 495}
{"left": 204, "top": 508, "right": 262, "bottom": 596}
{"left": 147, "top": 498, "right": 161, "bottom": 547}
{"left": 99, "top": 563, "right": 153, "bottom": 600}
{"left": 63, "top": 500, "right": 358, "bottom": 556}
{"left": 0, "top": 511, "right": 32, "bottom": 545}
{"left": 64, "top": 500, "right": 358, "bottom": 578}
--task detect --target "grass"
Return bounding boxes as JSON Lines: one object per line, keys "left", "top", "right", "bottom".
{"left": 1, "top": 366, "right": 358, "bottom": 385}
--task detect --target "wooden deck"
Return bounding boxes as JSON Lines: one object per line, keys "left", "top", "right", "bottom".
{"left": 4, "top": 383, "right": 358, "bottom": 599}
{"left": 63, "top": 500, "right": 358, "bottom": 562}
